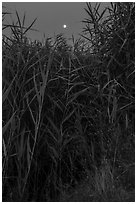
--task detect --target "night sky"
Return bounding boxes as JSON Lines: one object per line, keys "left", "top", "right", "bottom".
{"left": 3, "top": 2, "right": 109, "bottom": 42}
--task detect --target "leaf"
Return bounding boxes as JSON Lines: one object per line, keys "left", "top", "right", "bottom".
{"left": 19, "top": 127, "right": 26, "bottom": 159}
{"left": 97, "top": 8, "right": 107, "bottom": 23}
{"left": 48, "top": 145, "right": 59, "bottom": 165}
{"left": 49, "top": 96, "right": 64, "bottom": 112}
{"left": 47, "top": 116, "right": 60, "bottom": 137}
{"left": 16, "top": 10, "right": 22, "bottom": 29}
{"left": 2, "top": 112, "right": 16, "bottom": 135}
{"left": 47, "top": 128, "right": 58, "bottom": 143}
{"left": 33, "top": 70, "right": 41, "bottom": 105}
{"left": 22, "top": 12, "right": 26, "bottom": 27}
{"left": 23, "top": 18, "right": 37, "bottom": 35}
{"left": 26, "top": 97, "right": 36, "bottom": 125}
{"left": 62, "top": 109, "right": 76, "bottom": 124}
{"left": 67, "top": 82, "right": 85, "bottom": 93}
{"left": 80, "top": 34, "right": 91, "bottom": 42}
{"left": 111, "top": 96, "right": 117, "bottom": 123}
{"left": 2, "top": 138, "right": 7, "bottom": 158}
{"left": 2, "top": 84, "right": 12, "bottom": 104}
{"left": 62, "top": 137, "right": 73, "bottom": 149}
{"left": 66, "top": 87, "right": 89, "bottom": 106}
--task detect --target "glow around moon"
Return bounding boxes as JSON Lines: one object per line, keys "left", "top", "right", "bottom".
{"left": 63, "top": 24, "right": 67, "bottom": 29}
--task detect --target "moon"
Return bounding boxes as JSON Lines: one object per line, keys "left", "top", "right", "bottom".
{"left": 63, "top": 24, "right": 67, "bottom": 29}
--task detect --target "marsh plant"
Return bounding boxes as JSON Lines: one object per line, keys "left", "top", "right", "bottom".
{"left": 2, "top": 2, "right": 134, "bottom": 201}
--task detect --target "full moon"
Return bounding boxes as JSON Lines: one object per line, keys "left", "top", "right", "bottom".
{"left": 63, "top": 24, "right": 67, "bottom": 29}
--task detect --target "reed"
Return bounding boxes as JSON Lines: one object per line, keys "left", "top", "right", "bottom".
{"left": 2, "top": 2, "right": 134, "bottom": 201}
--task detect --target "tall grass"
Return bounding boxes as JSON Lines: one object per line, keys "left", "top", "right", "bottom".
{"left": 2, "top": 2, "right": 135, "bottom": 201}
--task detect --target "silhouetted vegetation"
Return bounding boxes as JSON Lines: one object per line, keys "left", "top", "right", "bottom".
{"left": 2, "top": 2, "right": 134, "bottom": 201}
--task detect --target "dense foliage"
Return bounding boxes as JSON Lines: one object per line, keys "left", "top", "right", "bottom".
{"left": 2, "top": 2, "right": 134, "bottom": 201}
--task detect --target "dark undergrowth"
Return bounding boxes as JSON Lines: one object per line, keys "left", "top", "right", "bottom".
{"left": 2, "top": 2, "right": 135, "bottom": 202}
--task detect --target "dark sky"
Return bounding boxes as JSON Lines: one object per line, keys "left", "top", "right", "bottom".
{"left": 3, "top": 2, "right": 109, "bottom": 42}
